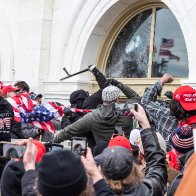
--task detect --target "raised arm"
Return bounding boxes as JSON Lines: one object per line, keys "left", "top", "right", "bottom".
{"left": 21, "top": 138, "right": 38, "bottom": 196}
{"left": 131, "top": 105, "right": 167, "bottom": 196}
{"left": 107, "top": 78, "right": 140, "bottom": 102}
{"left": 82, "top": 65, "right": 108, "bottom": 109}
{"left": 141, "top": 73, "right": 174, "bottom": 105}
{"left": 53, "top": 112, "right": 92, "bottom": 143}
{"left": 89, "top": 65, "right": 107, "bottom": 90}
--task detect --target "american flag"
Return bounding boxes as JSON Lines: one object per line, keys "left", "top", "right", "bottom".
{"left": 21, "top": 102, "right": 64, "bottom": 123}
{"left": 161, "top": 38, "right": 174, "bottom": 48}
{"left": 7, "top": 95, "right": 64, "bottom": 133}
{"left": 7, "top": 95, "right": 36, "bottom": 122}
{"left": 159, "top": 49, "right": 171, "bottom": 56}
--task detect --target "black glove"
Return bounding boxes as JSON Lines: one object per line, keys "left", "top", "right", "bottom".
{"left": 107, "top": 78, "right": 123, "bottom": 88}
{"left": 63, "top": 107, "right": 72, "bottom": 116}
{"left": 88, "top": 64, "right": 96, "bottom": 72}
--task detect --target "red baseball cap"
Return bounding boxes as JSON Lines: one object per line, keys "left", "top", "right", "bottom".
{"left": 1, "top": 85, "right": 20, "bottom": 96}
{"left": 108, "top": 136, "right": 132, "bottom": 151}
{"left": 173, "top": 85, "right": 196, "bottom": 111}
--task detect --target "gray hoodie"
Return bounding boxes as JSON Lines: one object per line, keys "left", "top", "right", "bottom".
{"left": 53, "top": 103, "right": 133, "bottom": 143}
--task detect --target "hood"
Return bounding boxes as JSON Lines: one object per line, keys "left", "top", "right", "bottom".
{"left": 99, "top": 103, "right": 119, "bottom": 119}
{"left": 92, "top": 103, "right": 120, "bottom": 125}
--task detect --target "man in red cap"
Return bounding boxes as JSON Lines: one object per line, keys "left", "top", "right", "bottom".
{"left": 170, "top": 85, "right": 196, "bottom": 125}
{"left": 172, "top": 85, "right": 196, "bottom": 111}
{"left": 1, "top": 85, "right": 20, "bottom": 98}
{"left": 169, "top": 85, "right": 196, "bottom": 158}
{"left": 1, "top": 85, "right": 25, "bottom": 139}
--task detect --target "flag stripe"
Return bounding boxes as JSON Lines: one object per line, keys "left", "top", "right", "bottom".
{"left": 49, "top": 102, "right": 64, "bottom": 117}
{"left": 159, "top": 49, "right": 171, "bottom": 56}
{"left": 31, "top": 121, "right": 55, "bottom": 133}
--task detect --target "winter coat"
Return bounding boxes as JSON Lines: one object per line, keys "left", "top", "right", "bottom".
{"left": 11, "top": 121, "right": 25, "bottom": 139}
{"left": 1, "top": 160, "right": 25, "bottom": 196}
{"left": 0, "top": 97, "right": 14, "bottom": 141}
{"left": 54, "top": 103, "right": 133, "bottom": 143}
{"left": 94, "top": 128, "right": 167, "bottom": 196}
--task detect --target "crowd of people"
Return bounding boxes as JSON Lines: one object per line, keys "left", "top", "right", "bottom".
{"left": 0, "top": 65, "right": 196, "bottom": 196}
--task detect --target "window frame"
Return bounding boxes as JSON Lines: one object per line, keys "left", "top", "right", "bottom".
{"left": 97, "top": 2, "right": 187, "bottom": 80}
{"left": 95, "top": 2, "right": 187, "bottom": 97}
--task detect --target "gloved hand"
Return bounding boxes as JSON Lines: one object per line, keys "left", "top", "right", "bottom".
{"left": 107, "top": 78, "right": 122, "bottom": 88}
{"left": 63, "top": 107, "right": 72, "bottom": 116}
{"left": 88, "top": 64, "right": 96, "bottom": 72}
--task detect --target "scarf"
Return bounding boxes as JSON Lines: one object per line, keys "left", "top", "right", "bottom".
{"left": 179, "top": 115, "right": 196, "bottom": 127}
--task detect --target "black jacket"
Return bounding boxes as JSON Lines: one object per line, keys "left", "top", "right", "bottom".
{"left": 94, "top": 128, "right": 167, "bottom": 196}
{"left": 0, "top": 97, "right": 14, "bottom": 141}
{"left": 11, "top": 121, "right": 25, "bottom": 139}
{"left": 1, "top": 160, "right": 25, "bottom": 196}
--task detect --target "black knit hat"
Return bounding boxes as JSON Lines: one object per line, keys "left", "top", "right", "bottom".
{"left": 69, "top": 90, "right": 89, "bottom": 106}
{"left": 1, "top": 160, "right": 25, "bottom": 196}
{"left": 38, "top": 149, "right": 87, "bottom": 196}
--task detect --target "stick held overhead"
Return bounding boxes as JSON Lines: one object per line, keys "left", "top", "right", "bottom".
{"left": 60, "top": 68, "right": 89, "bottom": 81}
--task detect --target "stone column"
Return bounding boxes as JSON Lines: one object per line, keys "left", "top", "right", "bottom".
{"left": 14, "top": 0, "right": 53, "bottom": 92}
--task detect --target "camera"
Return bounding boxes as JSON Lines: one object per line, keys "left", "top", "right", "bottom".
{"left": 0, "top": 142, "right": 26, "bottom": 159}
{"left": 124, "top": 102, "right": 138, "bottom": 112}
{"left": 71, "top": 137, "right": 87, "bottom": 156}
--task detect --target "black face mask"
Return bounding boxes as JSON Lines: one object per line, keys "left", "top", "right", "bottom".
{"left": 71, "top": 101, "right": 84, "bottom": 109}
{"left": 169, "top": 99, "right": 185, "bottom": 120}
{"left": 70, "top": 90, "right": 89, "bottom": 106}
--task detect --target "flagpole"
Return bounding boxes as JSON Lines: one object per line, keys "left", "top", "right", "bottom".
{"left": 157, "top": 38, "right": 163, "bottom": 66}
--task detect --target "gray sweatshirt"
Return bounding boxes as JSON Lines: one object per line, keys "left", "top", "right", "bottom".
{"left": 53, "top": 103, "right": 133, "bottom": 143}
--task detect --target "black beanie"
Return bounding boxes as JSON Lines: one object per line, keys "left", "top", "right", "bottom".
{"left": 69, "top": 90, "right": 89, "bottom": 106}
{"left": 1, "top": 160, "right": 25, "bottom": 196}
{"left": 38, "top": 149, "right": 87, "bottom": 196}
